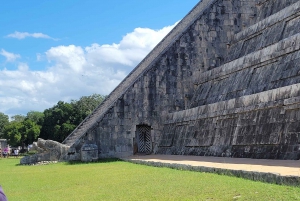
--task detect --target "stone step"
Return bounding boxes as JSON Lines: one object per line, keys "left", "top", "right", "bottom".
{"left": 194, "top": 33, "right": 300, "bottom": 86}
{"left": 169, "top": 83, "right": 300, "bottom": 124}
{"left": 226, "top": 1, "right": 300, "bottom": 62}
{"left": 66, "top": 134, "right": 81, "bottom": 140}
{"left": 63, "top": 131, "right": 85, "bottom": 145}
{"left": 190, "top": 33, "right": 300, "bottom": 108}
{"left": 62, "top": 115, "right": 100, "bottom": 145}
{"left": 233, "top": 1, "right": 300, "bottom": 44}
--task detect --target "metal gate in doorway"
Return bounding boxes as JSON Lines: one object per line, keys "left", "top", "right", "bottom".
{"left": 137, "top": 125, "right": 152, "bottom": 154}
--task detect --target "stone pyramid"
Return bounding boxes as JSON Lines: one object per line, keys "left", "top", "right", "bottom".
{"left": 63, "top": 0, "right": 300, "bottom": 161}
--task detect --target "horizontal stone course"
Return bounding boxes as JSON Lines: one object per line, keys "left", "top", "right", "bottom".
{"left": 233, "top": 1, "right": 300, "bottom": 43}
{"left": 196, "top": 33, "right": 300, "bottom": 85}
{"left": 168, "top": 83, "right": 300, "bottom": 124}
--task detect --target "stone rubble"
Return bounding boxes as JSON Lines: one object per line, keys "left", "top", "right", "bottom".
{"left": 20, "top": 161, "right": 58, "bottom": 166}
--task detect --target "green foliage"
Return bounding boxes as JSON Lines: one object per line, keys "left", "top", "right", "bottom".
{"left": 71, "top": 94, "right": 106, "bottom": 125}
{"left": 1, "top": 159, "right": 300, "bottom": 201}
{"left": 3, "top": 119, "right": 40, "bottom": 146}
{"left": 40, "top": 101, "right": 76, "bottom": 141}
{"left": 40, "top": 94, "right": 105, "bottom": 142}
{"left": 53, "top": 123, "right": 76, "bottom": 142}
{"left": 25, "top": 111, "right": 44, "bottom": 126}
{"left": 3, "top": 121, "right": 23, "bottom": 146}
{"left": 22, "top": 119, "right": 40, "bottom": 144}
{"left": 11, "top": 114, "right": 25, "bottom": 122}
{"left": 1, "top": 93, "right": 105, "bottom": 144}
{"left": 0, "top": 112, "right": 9, "bottom": 138}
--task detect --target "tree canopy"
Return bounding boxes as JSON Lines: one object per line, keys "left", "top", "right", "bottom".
{"left": 0, "top": 112, "right": 9, "bottom": 138}
{"left": 11, "top": 114, "right": 26, "bottom": 122}
{"left": 1, "top": 93, "right": 105, "bottom": 146}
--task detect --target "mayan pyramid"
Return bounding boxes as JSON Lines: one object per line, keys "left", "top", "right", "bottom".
{"left": 63, "top": 0, "right": 300, "bottom": 160}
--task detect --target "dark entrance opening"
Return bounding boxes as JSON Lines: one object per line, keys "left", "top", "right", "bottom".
{"left": 136, "top": 125, "right": 152, "bottom": 154}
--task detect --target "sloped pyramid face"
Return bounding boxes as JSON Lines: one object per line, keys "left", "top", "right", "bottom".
{"left": 64, "top": 0, "right": 300, "bottom": 160}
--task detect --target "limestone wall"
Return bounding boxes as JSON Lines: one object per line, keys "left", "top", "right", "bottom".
{"left": 62, "top": 0, "right": 217, "bottom": 147}
{"left": 65, "top": 0, "right": 300, "bottom": 160}
{"left": 159, "top": 83, "right": 300, "bottom": 159}
{"left": 77, "top": 0, "right": 264, "bottom": 158}
{"left": 157, "top": 0, "right": 300, "bottom": 159}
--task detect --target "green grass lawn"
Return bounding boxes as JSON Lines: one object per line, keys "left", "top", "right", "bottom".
{"left": 1, "top": 158, "right": 300, "bottom": 201}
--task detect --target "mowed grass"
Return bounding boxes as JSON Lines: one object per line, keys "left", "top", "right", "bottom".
{"left": 1, "top": 158, "right": 300, "bottom": 201}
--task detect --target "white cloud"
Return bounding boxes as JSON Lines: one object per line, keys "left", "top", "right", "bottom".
{"left": 6, "top": 31, "right": 57, "bottom": 40}
{"left": 46, "top": 45, "right": 87, "bottom": 72}
{"left": 85, "top": 24, "right": 176, "bottom": 68}
{"left": 18, "top": 63, "right": 29, "bottom": 71}
{"left": 0, "top": 49, "right": 21, "bottom": 62}
{"left": 0, "top": 23, "right": 176, "bottom": 116}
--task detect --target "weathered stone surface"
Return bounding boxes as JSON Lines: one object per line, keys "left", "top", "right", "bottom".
{"left": 20, "top": 161, "right": 58, "bottom": 166}
{"left": 60, "top": 0, "right": 300, "bottom": 161}
{"left": 81, "top": 143, "right": 98, "bottom": 162}
{"left": 20, "top": 138, "right": 70, "bottom": 164}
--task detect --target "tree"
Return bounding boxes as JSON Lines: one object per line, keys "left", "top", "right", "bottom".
{"left": 54, "top": 123, "right": 76, "bottom": 142}
{"left": 39, "top": 94, "right": 106, "bottom": 142}
{"left": 26, "top": 111, "right": 44, "bottom": 126}
{"left": 21, "top": 119, "right": 40, "bottom": 145}
{"left": 3, "top": 119, "right": 40, "bottom": 147}
{"left": 0, "top": 112, "right": 9, "bottom": 138}
{"left": 11, "top": 115, "right": 25, "bottom": 122}
{"left": 3, "top": 121, "right": 23, "bottom": 146}
{"left": 71, "top": 94, "right": 106, "bottom": 125}
{"left": 40, "top": 101, "right": 76, "bottom": 142}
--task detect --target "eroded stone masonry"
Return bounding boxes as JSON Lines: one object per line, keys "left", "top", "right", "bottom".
{"left": 23, "top": 0, "right": 300, "bottom": 164}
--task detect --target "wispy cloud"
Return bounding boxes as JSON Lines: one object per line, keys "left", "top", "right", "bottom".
{"left": 6, "top": 31, "right": 58, "bottom": 40}
{"left": 0, "top": 49, "right": 21, "bottom": 62}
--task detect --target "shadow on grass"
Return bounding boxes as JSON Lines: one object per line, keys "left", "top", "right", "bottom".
{"left": 64, "top": 158, "right": 122, "bottom": 165}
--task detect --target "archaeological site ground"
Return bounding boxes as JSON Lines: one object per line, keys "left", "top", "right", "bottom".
{"left": 2, "top": 158, "right": 300, "bottom": 200}
{"left": 22, "top": 0, "right": 300, "bottom": 164}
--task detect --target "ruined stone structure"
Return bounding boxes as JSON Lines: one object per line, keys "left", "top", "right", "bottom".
{"left": 21, "top": 138, "right": 70, "bottom": 164}
{"left": 39, "top": 0, "right": 300, "bottom": 162}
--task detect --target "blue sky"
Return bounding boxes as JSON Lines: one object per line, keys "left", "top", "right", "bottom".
{"left": 0, "top": 0, "right": 199, "bottom": 117}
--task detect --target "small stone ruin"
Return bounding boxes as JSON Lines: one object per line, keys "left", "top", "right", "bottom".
{"left": 20, "top": 138, "right": 69, "bottom": 164}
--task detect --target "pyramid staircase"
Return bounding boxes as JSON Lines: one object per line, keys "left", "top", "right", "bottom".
{"left": 62, "top": 0, "right": 216, "bottom": 147}
{"left": 158, "top": 0, "right": 300, "bottom": 159}
{"left": 63, "top": 0, "right": 300, "bottom": 160}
